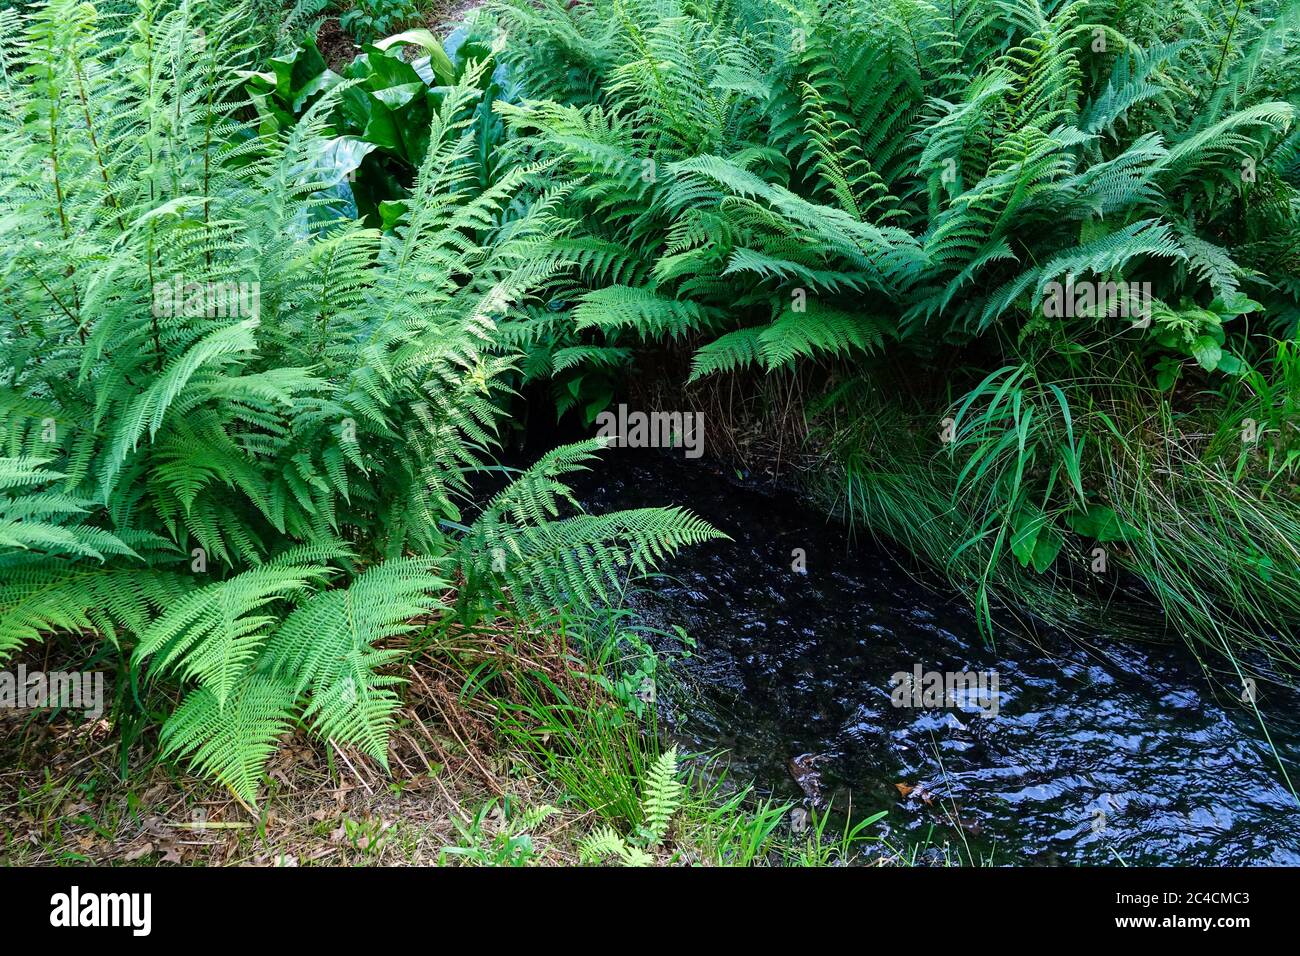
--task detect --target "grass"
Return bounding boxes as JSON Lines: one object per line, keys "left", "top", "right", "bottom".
{"left": 803, "top": 353, "right": 1300, "bottom": 694}
{"left": 15, "top": 0, "right": 1293, "bottom": 863}
{"left": 787, "top": 355, "right": 1300, "bottom": 807}
{"left": 0, "top": 602, "right": 975, "bottom": 867}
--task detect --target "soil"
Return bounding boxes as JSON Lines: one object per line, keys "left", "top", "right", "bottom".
{"left": 314, "top": 3, "right": 485, "bottom": 73}
{"left": 315, "top": 18, "right": 360, "bottom": 72}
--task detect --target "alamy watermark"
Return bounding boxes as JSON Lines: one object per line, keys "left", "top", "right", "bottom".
{"left": 50, "top": 886, "right": 151, "bottom": 936}
{"left": 594, "top": 404, "right": 705, "bottom": 458}
{"left": 0, "top": 665, "right": 104, "bottom": 719}
{"left": 152, "top": 275, "right": 260, "bottom": 320}
{"left": 1041, "top": 274, "right": 1153, "bottom": 326}
{"left": 889, "top": 664, "right": 1000, "bottom": 718}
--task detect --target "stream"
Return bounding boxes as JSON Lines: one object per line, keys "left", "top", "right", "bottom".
{"left": 571, "top": 449, "right": 1300, "bottom": 865}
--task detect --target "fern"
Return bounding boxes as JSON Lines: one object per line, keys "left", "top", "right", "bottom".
{"left": 577, "top": 745, "right": 683, "bottom": 865}
{"left": 160, "top": 675, "right": 299, "bottom": 804}
{"left": 491, "top": 0, "right": 1299, "bottom": 378}
{"left": 577, "top": 825, "right": 654, "bottom": 866}
{"left": 638, "top": 745, "right": 684, "bottom": 846}
{"left": 0, "top": 0, "right": 724, "bottom": 804}
{"left": 456, "top": 439, "right": 725, "bottom": 616}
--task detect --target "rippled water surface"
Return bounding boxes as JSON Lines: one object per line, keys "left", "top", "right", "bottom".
{"left": 573, "top": 451, "right": 1300, "bottom": 865}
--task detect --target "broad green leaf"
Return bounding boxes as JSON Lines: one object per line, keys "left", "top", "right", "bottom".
{"left": 1190, "top": 334, "right": 1222, "bottom": 371}
{"left": 1067, "top": 504, "right": 1138, "bottom": 543}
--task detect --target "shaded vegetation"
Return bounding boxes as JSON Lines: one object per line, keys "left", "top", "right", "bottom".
{"left": 1, "top": 0, "right": 1297, "bottom": 863}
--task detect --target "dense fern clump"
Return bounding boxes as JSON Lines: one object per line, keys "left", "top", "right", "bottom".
{"left": 493, "top": 0, "right": 1296, "bottom": 375}
{"left": 490, "top": 0, "right": 1300, "bottom": 681}
{"left": 2, "top": 0, "right": 1297, "bottom": 804}
{"left": 0, "top": 0, "right": 720, "bottom": 801}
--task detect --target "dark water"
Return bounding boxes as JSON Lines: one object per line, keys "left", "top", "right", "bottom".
{"left": 572, "top": 450, "right": 1300, "bottom": 865}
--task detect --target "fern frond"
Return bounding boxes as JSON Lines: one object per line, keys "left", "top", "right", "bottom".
{"left": 639, "top": 745, "right": 682, "bottom": 847}
{"left": 160, "top": 675, "right": 299, "bottom": 803}
{"left": 262, "top": 557, "right": 447, "bottom": 763}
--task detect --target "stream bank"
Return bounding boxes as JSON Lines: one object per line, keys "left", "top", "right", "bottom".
{"left": 572, "top": 450, "right": 1300, "bottom": 865}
